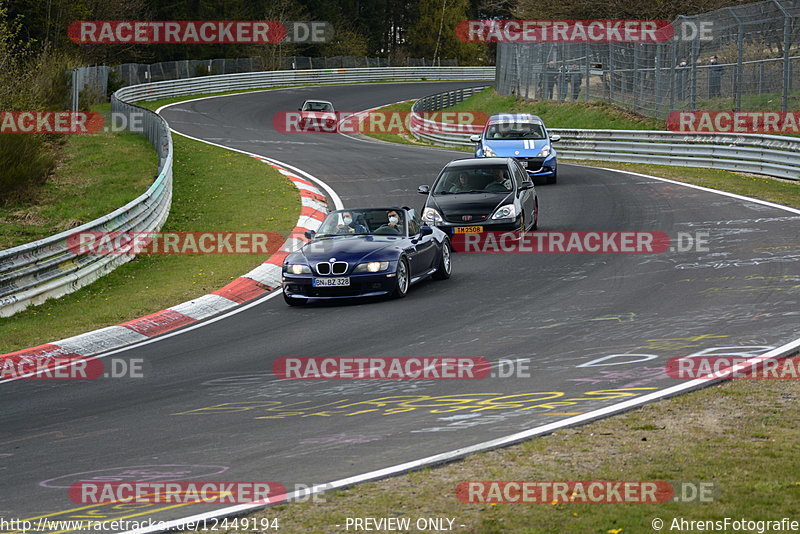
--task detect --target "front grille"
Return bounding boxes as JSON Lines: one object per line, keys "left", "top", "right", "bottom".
{"left": 519, "top": 157, "right": 546, "bottom": 170}
{"left": 520, "top": 157, "right": 545, "bottom": 165}
{"left": 315, "top": 261, "right": 349, "bottom": 275}
{"left": 445, "top": 213, "right": 488, "bottom": 223}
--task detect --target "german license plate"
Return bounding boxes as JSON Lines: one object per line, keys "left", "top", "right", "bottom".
{"left": 313, "top": 277, "right": 350, "bottom": 287}
{"left": 453, "top": 226, "right": 483, "bottom": 233}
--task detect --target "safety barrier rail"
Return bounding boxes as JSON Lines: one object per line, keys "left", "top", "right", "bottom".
{"left": 409, "top": 88, "right": 800, "bottom": 181}
{"left": 1, "top": 67, "right": 494, "bottom": 316}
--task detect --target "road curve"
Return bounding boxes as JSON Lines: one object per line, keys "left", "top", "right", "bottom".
{"left": 1, "top": 81, "right": 798, "bottom": 527}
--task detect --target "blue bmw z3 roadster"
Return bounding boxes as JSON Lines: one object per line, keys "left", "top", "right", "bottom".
{"left": 282, "top": 207, "right": 452, "bottom": 305}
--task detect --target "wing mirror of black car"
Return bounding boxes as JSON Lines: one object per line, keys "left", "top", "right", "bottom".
{"left": 304, "top": 230, "right": 316, "bottom": 239}
{"left": 519, "top": 181, "right": 534, "bottom": 191}
{"left": 420, "top": 226, "right": 434, "bottom": 236}
{"left": 469, "top": 134, "right": 482, "bottom": 143}
{"left": 417, "top": 184, "right": 430, "bottom": 194}
{"left": 550, "top": 134, "right": 561, "bottom": 142}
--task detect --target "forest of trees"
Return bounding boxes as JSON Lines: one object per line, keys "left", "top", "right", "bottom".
{"left": 6, "top": 0, "right": 500, "bottom": 66}
{"left": 6, "top": 0, "right": 760, "bottom": 67}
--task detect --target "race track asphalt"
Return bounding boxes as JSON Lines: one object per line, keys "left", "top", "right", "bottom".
{"left": 1, "top": 81, "right": 798, "bottom": 528}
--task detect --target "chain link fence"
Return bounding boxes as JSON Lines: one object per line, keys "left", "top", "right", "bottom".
{"left": 496, "top": 0, "right": 800, "bottom": 120}
{"left": 72, "top": 55, "right": 459, "bottom": 107}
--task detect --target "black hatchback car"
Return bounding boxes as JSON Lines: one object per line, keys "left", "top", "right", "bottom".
{"left": 418, "top": 157, "right": 538, "bottom": 234}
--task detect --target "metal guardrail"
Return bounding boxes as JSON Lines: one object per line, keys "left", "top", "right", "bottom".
{"left": 409, "top": 88, "right": 800, "bottom": 181}
{"left": 114, "top": 67, "right": 494, "bottom": 103}
{"left": 1, "top": 67, "right": 494, "bottom": 317}
{"left": 0, "top": 105, "right": 173, "bottom": 318}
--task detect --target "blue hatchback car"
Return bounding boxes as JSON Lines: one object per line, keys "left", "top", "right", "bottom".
{"left": 470, "top": 114, "right": 560, "bottom": 184}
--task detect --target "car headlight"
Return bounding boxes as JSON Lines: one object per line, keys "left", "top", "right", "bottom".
{"left": 353, "top": 261, "right": 389, "bottom": 273}
{"left": 492, "top": 204, "right": 517, "bottom": 220}
{"left": 483, "top": 145, "right": 496, "bottom": 157}
{"left": 285, "top": 264, "right": 311, "bottom": 274}
{"left": 422, "top": 207, "right": 443, "bottom": 224}
{"left": 537, "top": 145, "right": 551, "bottom": 158}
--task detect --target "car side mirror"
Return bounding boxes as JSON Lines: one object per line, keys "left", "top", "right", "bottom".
{"left": 469, "top": 134, "right": 482, "bottom": 143}
{"left": 420, "top": 226, "right": 434, "bottom": 236}
{"left": 519, "top": 181, "right": 534, "bottom": 191}
{"left": 304, "top": 230, "right": 316, "bottom": 239}
{"left": 550, "top": 134, "right": 561, "bottom": 142}
{"left": 417, "top": 185, "right": 430, "bottom": 194}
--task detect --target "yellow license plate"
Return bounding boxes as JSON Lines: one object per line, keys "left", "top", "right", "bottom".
{"left": 454, "top": 226, "right": 483, "bottom": 233}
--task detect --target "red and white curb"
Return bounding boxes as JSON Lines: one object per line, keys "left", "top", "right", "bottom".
{"left": 0, "top": 158, "right": 328, "bottom": 363}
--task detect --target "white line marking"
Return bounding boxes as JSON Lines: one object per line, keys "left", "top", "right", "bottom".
{"left": 123, "top": 337, "right": 800, "bottom": 534}
{"left": 597, "top": 168, "right": 800, "bottom": 215}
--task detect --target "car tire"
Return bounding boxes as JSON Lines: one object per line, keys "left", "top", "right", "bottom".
{"left": 432, "top": 240, "right": 452, "bottom": 280}
{"left": 547, "top": 169, "right": 557, "bottom": 184}
{"left": 531, "top": 198, "right": 539, "bottom": 231}
{"left": 283, "top": 290, "right": 307, "bottom": 306}
{"left": 391, "top": 257, "right": 410, "bottom": 298}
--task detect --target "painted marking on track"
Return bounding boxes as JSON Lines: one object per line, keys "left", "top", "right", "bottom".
{"left": 172, "top": 389, "right": 658, "bottom": 420}
{"left": 699, "top": 284, "right": 800, "bottom": 295}
{"left": 640, "top": 335, "right": 729, "bottom": 351}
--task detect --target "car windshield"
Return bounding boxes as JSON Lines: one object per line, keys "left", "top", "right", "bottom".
{"left": 485, "top": 122, "right": 546, "bottom": 140}
{"left": 432, "top": 166, "right": 513, "bottom": 195}
{"left": 303, "top": 102, "right": 333, "bottom": 112}
{"left": 315, "top": 209, "right": 406, "bottom": 236}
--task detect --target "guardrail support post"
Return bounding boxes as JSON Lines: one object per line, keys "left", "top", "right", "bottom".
{"left": 690, "top": 38, "right": 698, "bottom": 111}
{"left": 584, "top": 42, "right": 590, "bottom": 102}
{"left": 71, "top": 69, "right": 79, "bottom": 112}
{"left": 633, "top": 44, "right": 639, "bottom": 113}
{"left": 782, "top": 7, "right": 791, "bottom": 112}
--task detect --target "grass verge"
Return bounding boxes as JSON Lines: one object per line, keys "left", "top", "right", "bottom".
{"left": 445, "top": 88, "right": 661, "bottom": 129}
{"left": 243, "top": 377, "right": 800, "bottom": 533}
{"left": 0, "top": 105, "right": 157, "bottom": 249}
{"left": 0, "top": 132, "right": 298, "bottom": 353}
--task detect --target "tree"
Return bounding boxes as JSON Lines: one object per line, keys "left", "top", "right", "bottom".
{"left": 406, "top": 0, "right": 485, "bottom": 63}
